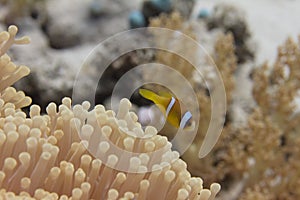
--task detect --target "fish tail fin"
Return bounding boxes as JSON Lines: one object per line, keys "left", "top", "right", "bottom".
{"left": 139, "top": 88, "right": 160, "bottom": 103}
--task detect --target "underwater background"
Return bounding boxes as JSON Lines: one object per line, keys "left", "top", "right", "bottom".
{"left": 0, "top": 0, "right": 300, "bottom": 199}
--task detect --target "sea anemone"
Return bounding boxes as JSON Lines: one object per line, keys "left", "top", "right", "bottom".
{"left": 0, "top": 25, "right": 221, "bottom": 200}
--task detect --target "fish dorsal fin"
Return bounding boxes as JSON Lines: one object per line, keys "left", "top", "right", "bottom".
{"left": 139, "top": 89, "right": 160, "bottom": 103}
{"left": 139, "top": 88, "right": 172, "bottom": 116}
{"left": 158, "top": 90, "right": 173, "bottom": 98}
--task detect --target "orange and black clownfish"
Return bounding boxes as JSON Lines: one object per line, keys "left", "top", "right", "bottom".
{"left": 139, "top": 88, "right": 195, "bottom": 131}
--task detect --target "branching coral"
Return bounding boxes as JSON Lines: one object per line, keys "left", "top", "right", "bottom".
{"left": 213, "top": 33, "right": 237, "bottom": 104}
{"left": 184, "top": 33, "right": 239, "bottom": 186}
{"left": 146, "top": 12, "right": 239, "bottom": 186}
{"left": 149, "top": 12, "right": 197, "bottom": 79}
{"left": 236, "top": 36, "right": 300, "bottom": 200}
{"left": 141, "top": 10, "right": 300, "bottom": 200}
{"left": 0, "top": 26, "right": 221, "bottom": 200}
{"left": 253, "top": 36, "right": 300, "bottom": 129}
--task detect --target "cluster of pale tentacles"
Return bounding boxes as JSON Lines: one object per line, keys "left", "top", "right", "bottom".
{"left": 0, "top": 26, "right": 220, "bottom": 199}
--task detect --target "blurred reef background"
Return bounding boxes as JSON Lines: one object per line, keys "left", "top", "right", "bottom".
{"left": 1, "top": 0, "right": 300, "bottom": 199}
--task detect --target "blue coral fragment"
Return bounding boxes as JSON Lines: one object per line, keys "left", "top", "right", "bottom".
{"left": 198, "top": 8, "right": 210, "bottom": 19}
{"left": 150, "top": 0, "right": 172, "bottom": 13}
{"left": 129, "top": 11, "right": 146, "bottom": 29}
{"left": 89, "top": 0, "right": 103, "bottom": 18}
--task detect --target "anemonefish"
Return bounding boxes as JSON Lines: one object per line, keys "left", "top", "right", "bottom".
{"left": 139, "top": 88, "right": 195, "bottom": 131}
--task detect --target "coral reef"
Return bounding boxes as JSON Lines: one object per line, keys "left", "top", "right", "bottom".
{"left": 7, "top": 0, "right": 147, "bottom": 112}
{"left": 182, "top": 33, "right": 239, "bottom": 186}
{"left": 145, "top": 12, "right": 238, "bottom": 186}
{"left": 237, "top": 36, "right": 300, "bottom": 199}
{"left": 207, "top": 3, "right": 254, "bottom": 63}
{"left": 149, "top": 12, "right": 197, "bottom": 80}
{"left": 0, "top": 0, "right": 47, "bottom": 26}
{"left": 139, "top": 0, "right": 195, "bottom": 27}
{"left": 1, "top": 2, "right": 300, "bottom": 199}
{"left": 0, "top": 26, "right": 221, "bottom": 200}
{"left": 147, "top": 12, "right": 300, "bottom": 200}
